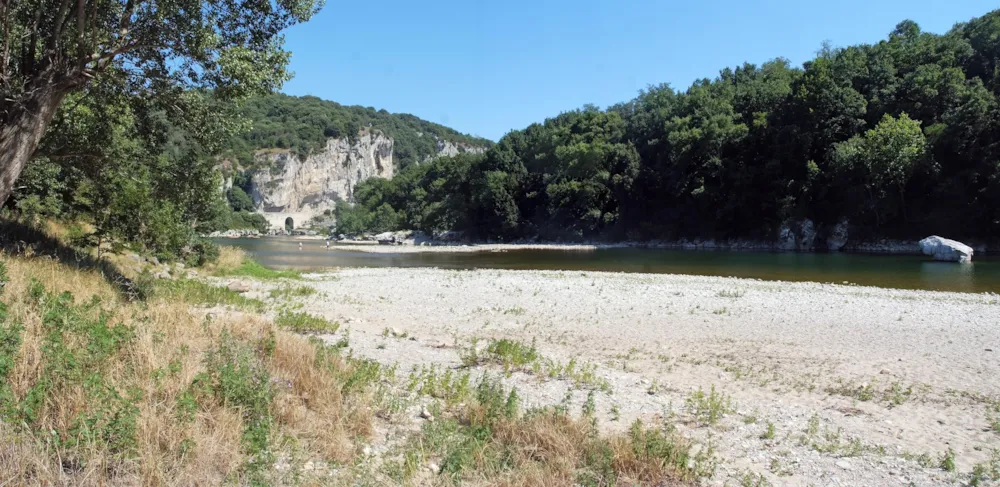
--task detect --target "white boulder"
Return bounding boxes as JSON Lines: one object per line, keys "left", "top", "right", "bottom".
{"left": 919, "top": 236, "right": 973, "bottom": 263}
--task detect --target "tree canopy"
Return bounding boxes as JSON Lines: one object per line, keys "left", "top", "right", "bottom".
{"left": 224, "top": 93, "right": 492, "bottom": 168}
{"left": 340, "top": 11, "right": 1000, "bottom": 243}
{"left": 1, "top": 0, "right": 322, "bottom": 260}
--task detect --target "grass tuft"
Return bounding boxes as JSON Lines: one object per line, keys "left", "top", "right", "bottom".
{"left": 273, "top": 310, "right": 340, "bottom": 333}
{"left": 211, "top": 247, "right": 300, "bottom": 280}
{"left": 153, "top": 278, "right": 266, "bottom": 312}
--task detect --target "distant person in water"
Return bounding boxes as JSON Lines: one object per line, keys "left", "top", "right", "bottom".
{"left": 325, "top": 240, "right": 330, "bottom": 249}
{"left": 298, "top": 242, "right": 303, "bottom": 250}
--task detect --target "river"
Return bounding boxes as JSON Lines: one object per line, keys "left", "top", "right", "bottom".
{"left": 217, "top": 237, "right": 1000, "bottom": 293}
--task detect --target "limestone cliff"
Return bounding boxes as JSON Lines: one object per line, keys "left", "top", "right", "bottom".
{"left": 246, "top": 130, "right": 490, "bottom": 229}
{"left": 432, "top": 137, "right": 487, "bottom": 159}
{"left": 250, "top": 130, "right": 394, "bottom": 216}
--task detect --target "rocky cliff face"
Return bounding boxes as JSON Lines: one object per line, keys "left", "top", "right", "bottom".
{"left": 432, "top": 138, "right": 487, "bottom": 159}
{"left": 250, "top": 130, "right": 394, "bottom": 215}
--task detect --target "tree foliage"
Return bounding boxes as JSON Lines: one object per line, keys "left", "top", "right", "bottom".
{"left": 225, "top": 94, "right": 492, "bottom": 168}
{"left": 1, "top": 0, "right": 322, "bottom": 257}
{"left": 345, "top": 12, "right": 1000, "bottom": 242}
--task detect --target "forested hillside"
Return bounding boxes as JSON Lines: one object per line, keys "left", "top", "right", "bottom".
{"left": 340, "top": 12, "right": 1000, "bottom": 244}
{"left": 223, "top": 94, "right": 493, "bottom": 168}
{"left": 6, "top": 90, "right": 491, "bottom": 258}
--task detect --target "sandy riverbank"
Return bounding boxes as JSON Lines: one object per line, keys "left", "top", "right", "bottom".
{"left": 247, "top": 268, "right": 1000, "bottom": 486}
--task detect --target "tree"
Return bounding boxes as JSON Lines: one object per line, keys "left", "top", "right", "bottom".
{"left": 227, "top": 187, "right": 256, "bottom": 212}
{"left": 0, "top": 0, "right": 325, "bottom": 205}
{"left": 831, "top": 113, "right": 926, "bottom": 226}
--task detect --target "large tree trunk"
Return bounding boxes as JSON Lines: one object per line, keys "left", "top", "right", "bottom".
{"left": 0, "top": 84, "right": 70, "bottom": 206}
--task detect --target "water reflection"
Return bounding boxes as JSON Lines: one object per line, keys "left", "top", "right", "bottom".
{"left": 919, "top": 261, "right": 976, "bottom": 293}
{"left": 215, "top": 237, "right": 1000, "bottom": 294}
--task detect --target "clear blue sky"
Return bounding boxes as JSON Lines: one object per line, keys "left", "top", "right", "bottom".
{"left": 281, "top": 1, "right": 997, "bottom": 141}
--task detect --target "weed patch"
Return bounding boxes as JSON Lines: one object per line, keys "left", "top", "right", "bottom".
{"left": 460, "top": 337, "right": 612, "bottom": 392}
{"left": 268, "top": 285, "right": 317, "bottom": 300}
{"left": 386, "top": 375, "right": 703, "bottom": 486}
{"left": 154, "top": 279, "right": 266, "bottom": 311}
{"left": 685, "top": 385, "right": 734, "bottom": 426}
{"left": 274, "top": 310, "right": 340, "bottom": 333}
{"left": 212, "top": 247, "right": 300, "bottom": 280}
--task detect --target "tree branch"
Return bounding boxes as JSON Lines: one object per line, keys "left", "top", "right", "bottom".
{"left": 49, "top": 0, "right": 73, "bottom": 55}
{"left": 76, "top": 0, "right": 85, "bottom": 68}
{"left": 24, "top": 8, "right": 42, "bottom": 77}
{"left": 1, "top": 0, "right": 9, "bottom": 84}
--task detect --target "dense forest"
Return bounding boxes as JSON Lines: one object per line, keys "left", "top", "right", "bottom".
{"left": 223, "top": 94, "right": 493, "bottom": 168}
{"left": 339, "top": 12, "right": 1000, "bottom": 244}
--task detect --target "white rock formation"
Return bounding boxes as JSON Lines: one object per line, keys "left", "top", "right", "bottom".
{"left": 251, "top": 130, "right": 395, "bottom": 216}
{"left": 919, "top": 235, "right": 974, "bottom": 263}
{"left": 430, "top": 137, "right": 487, "bottom": 159}
{"left": 246, "top": 131, "right": 488, "bottom": 232}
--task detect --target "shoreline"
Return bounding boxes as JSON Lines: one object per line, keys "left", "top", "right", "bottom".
{"left": 212, "top": 234, "right": 998, "bottom": 255}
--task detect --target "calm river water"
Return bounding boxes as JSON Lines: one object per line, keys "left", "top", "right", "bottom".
{"left": 217, "top": 237, "right": 1000, "bottom": 293}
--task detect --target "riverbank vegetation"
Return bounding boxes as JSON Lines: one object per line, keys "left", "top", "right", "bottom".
{"left": 0, "top": 233, "right": 707, "bottom": 485}
{"left": 338, "top": 11, "right": 1000, "bottom": 243}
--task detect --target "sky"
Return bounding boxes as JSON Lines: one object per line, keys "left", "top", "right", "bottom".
{"left": 280, "top": 1, "right": 998, "bottom": 141}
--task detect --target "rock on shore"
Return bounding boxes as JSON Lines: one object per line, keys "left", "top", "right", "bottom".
{"left": 919, "top": 235, "right": 974, "bottom": 263}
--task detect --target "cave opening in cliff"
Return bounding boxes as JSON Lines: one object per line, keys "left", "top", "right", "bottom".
{"left": 285, "top": 217, "right": 294, "bottom": 233}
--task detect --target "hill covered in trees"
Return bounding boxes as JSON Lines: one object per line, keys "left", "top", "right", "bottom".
{"left": 223, "top": 94, "right": 493, "bottom": 168}
{"left": 338, "top": 11, "right": 1000, "bottom": 245}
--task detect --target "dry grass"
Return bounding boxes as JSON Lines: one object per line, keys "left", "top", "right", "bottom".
{"left": 215, "top": 245, "right": 248, "bottom": 272}
{"left": 0, "top": 252, "right": 372, "bottom": 486}
{"left": 379, "top": 376, "right": 702, "bottom": 487}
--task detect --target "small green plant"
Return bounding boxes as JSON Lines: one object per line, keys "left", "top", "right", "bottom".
{"left": 609, "top": 403, "right": 620, "bottom": 421}
{"left": 806, "top": 412, "right": 820, "bottom": 436}
{"left": 969, "top": 449, "right": 1000, "bottom": 486}
{"left": 406, "top": 363, "right": 472, "bottom": 406}
{"left": 274, "top": 310, "right": 340, "bottom": 333}
{"left": 761, "top": 421, "right": 776, "bottom": 440}
{"left": 939, "top": 447, "right": 956, "bottom": 472}
{"left": 462, "top": 338, "right": 538, "bottom": 373}
{"left": 685, "top": 385, "right": 734, "bottom": 426}
{"left": 582, "top": 391, "right": 596, "bottom": 417}
{"left": 738, "top": 470, "right": 773, "bottom": 487}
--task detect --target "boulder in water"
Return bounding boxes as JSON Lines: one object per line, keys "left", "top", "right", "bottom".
{"left": 919, "top": 235, "right": 973, "bottom": 263}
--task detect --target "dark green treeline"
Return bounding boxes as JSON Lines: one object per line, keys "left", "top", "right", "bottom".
{"left": 339, "top": 13, "right": 1000, "bottom": 243}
